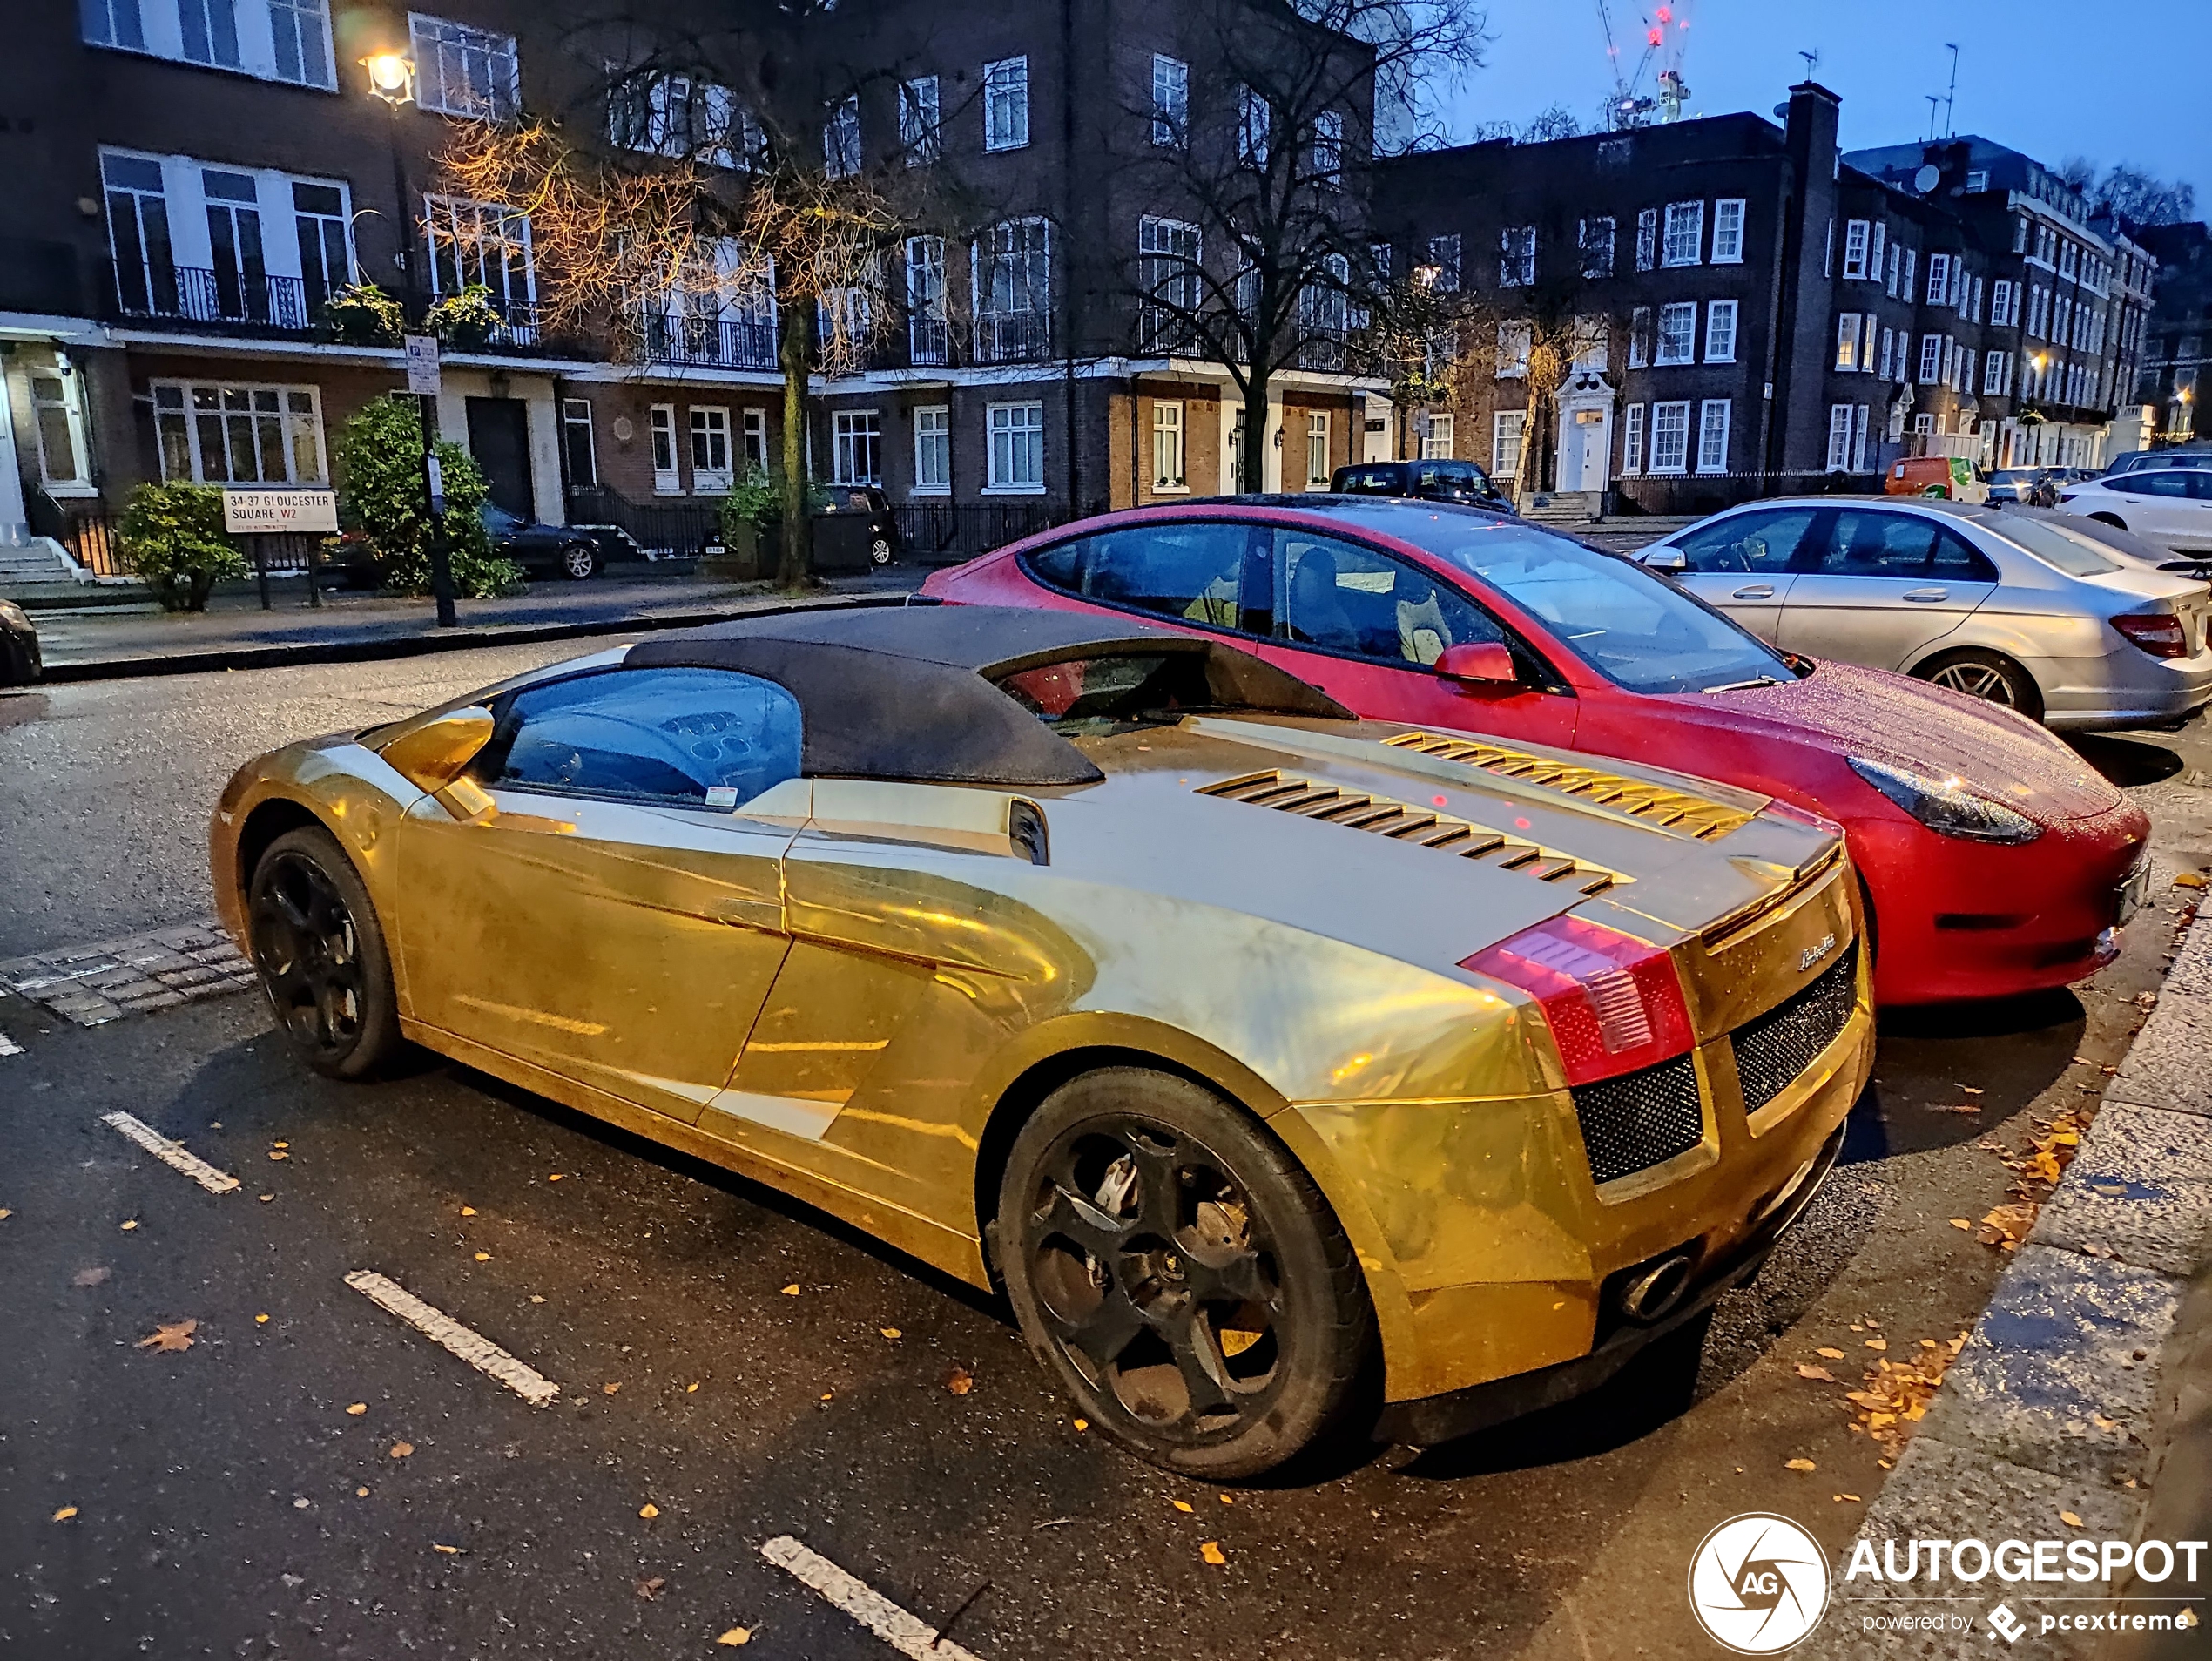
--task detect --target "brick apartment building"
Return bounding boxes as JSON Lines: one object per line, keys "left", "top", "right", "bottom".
{"left": 1366, "top": 84, "right": 2157, "bottom": 514}
{"left": 0, "top": 0, "right": 1386, "bottom": 576}
{"left": 2130, "top": 220, "right": 2210, "bottom": 446}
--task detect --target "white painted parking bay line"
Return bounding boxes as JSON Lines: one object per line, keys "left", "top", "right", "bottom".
{"left": 761, "top": 1536, "right": 985, "bottom": 1661}
{"left": 98, "top": 1111, "right": 239, "bottom": 1195}
{"left": 343, "top": 1270, "right": 561, "bottom": 1408}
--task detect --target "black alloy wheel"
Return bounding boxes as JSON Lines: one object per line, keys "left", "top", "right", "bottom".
{"left": 248, "top": 826, "right": 402, "bottom": 1079}
{"left": 998, "top": 1068, "right": 1373, "bottom": 1478}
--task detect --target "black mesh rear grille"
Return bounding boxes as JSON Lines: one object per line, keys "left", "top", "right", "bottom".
{"left": 1571, "top": 1054, "right": 1705, "bottom": 1185}
{"left": 1730, "top": 943, "right": 1859, "bottom": 1114}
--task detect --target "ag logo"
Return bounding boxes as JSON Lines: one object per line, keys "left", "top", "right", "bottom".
{"left": 1688, "top": 1513, "right": 1831, "bottom": 1653}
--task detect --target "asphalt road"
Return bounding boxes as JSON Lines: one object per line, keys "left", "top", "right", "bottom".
{"left": 4, "top": 652, "right": 2211, "bottom": 1661}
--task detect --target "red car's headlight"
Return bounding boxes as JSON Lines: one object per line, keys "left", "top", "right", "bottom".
{"left": 2113, "top": 611, "right": 2189, "bottom": 659}
{"left": 1462, "top": 915, "right": 1695, "bottom": 1087}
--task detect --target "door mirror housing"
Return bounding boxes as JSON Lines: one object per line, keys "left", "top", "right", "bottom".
{"left": 379, "top": 706, "right": 496, "bottom": 792}
{"left": 1433, "top": 641, "right": 1519, "bottom": 687}
{"left": 1642, "top": 546, "right": 1689, "bottom": 572}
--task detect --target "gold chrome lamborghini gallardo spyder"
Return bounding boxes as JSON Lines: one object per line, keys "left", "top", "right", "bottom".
{"left": 211, "top": 604, "right": 1872, "bottom": 1476}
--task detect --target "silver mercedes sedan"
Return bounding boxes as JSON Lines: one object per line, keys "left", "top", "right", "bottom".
{"left": 1635, "top": 497, "right": 2212, "bottom": 732}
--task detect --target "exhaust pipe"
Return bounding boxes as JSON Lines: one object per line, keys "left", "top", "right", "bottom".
{"left": 1617, "top": 1253, "right": 1696, "bottom": 1324}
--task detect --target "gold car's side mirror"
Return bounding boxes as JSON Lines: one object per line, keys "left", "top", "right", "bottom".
{"left": 379, "top": 706, "right": 495, "bottom": 793}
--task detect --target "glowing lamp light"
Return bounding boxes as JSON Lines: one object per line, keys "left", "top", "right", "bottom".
{"left": 361, "top": 51, "right": 415, "bottom": 104}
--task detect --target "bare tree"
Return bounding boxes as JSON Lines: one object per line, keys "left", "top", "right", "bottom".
{"left": 440, "top": 3, "right": 953, "bottom": 585}
{"left": 1122, "top": 0, "right": 1486, "bottom": 491}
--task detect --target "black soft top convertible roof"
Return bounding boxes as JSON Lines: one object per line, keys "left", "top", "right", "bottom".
{"left": 621, "top": 602, "right": 1350, "bottom": 787}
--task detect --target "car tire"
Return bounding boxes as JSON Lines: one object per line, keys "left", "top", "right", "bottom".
{"left": 247, "top": 825, "right": 404, "bottom": 1081}
{"left": 996, "top": 1066, "right": 1376, "bottom": 1479}
{"left": 869, "top": 536, "right": 894, "bottom": 567}
{"left": 1915, "top": 649, "right": 2044, "bottom": 720}
{"left": 2088, "top": 513, "right": 2128, "bottom": 531}
{"left": 560, "top": 541, "right": 599, "bottom": 580}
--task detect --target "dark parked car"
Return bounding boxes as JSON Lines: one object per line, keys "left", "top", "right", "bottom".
{"left": 1329, "top": 458, "right": 1514, "bottom": 513}
{"left": 745, "top": 486, "right": 901, "bottom": 571}
{"left": 481, "top": 504, "right": 621, "bottom": 579}
{"left": 0, "top": 598, "right": 41, "bottom": 685}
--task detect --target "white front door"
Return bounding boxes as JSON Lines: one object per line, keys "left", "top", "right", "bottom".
{"left": 1561, "top": 406, "right": 1612, "bottom": 492}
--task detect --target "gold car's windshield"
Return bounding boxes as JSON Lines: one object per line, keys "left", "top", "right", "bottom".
{"left": 995, "top": 652, "right": 1225, "bottom": 737}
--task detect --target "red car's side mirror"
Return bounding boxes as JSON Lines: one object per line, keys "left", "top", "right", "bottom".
{"left": 1433, "top": 641, "right": 1518, "bottom": 688}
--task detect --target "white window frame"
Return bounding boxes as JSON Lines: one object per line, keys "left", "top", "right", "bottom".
{"left": 1150, "top": 399, "right": 1186, "bottom": 492}
{"left": 824, "top": 95, "right": 860, "bottom": 179}
{"left": 1662, "top": 200, "right": 1703, "bottom": 267}
{"left": 1696, "top": 400, "right": 1730, "bottom": 475}
{"left": 1492, "top": 408, "right": 1526, "bottom": 478}
{"left": 912, "top": 405, "right": 950, "bottom": 495}
{"left": 1499, "top": 225, "right": 1535, "bottom": 287}
{"left": 1983, "top": 350, "right": 2007, "bottom": 397}
{"left": 1579, "top": 215, "right": 1615, "bottom": 280}
{"left": 1711, "top": 199, "right": 1744, "bottom": 264}
{"left": 649, "top": 403, "right": 680, "bottom": 493}
{"left": 1918, "top": 333, "right": 1943, "bottom": 385}
{"left": 30, "top": 369, "right": 95, "bottom": 491}
{"left": 408, "top": 13, "right": 517, "bottom": 121}
{"left": 986, "top": 401, "right": 1046, "bottom": 494}
{"left": 1834, "top": 312, "right": 1860, "bottom": 372}
{"left": 740, "top": 408, "right": 768, "bottom": 473}
{"left": 1656, "top": 301, "right": 1696, "bottom": 366}
{"left": 1925, "top": 253, "right": 1952, "bottom": 306}
{"left": 1620, "top": 403, "right": 1645, "bottom": 475}
{"left": 1826, "top": 405, "right": 1853, "bottom": 472}
{"left": 1635, "top": 207, "right": 1657, "bottom": 272}
{"left": 905, "top": 234, "right": 948, "bottom": 363}
{"left": 421, "top": 193, "right": 535, "bottom": 308}
{"left": 1420, "top": 411, "right": 1455, "bottom": 461}
{"left": 1150, "top": 53, "right": 1188, "bottom": 147}
{"left": 1878, "top": 327, "right": 1894, "bottom": 381}
{"left": 900, "top": 76, "right": 941, "bottom": 166}
{"left": 268, "top": 0, "right": 335, "bottom": 89}
{"left": 560, "top": 396, "right": 597, "bottom": 488}
{"left": 1705, "top": 300, "right": 1737, "bottom": 364}
{"left": 1851, "top": 404, "right": 1871, "bottom": 472}
{"left": 1496, "top": 320, "right": 1531, "bottom": 379}
{"left": 1426, "top": 233, "right": 1461, "bottom": 292}
{"left": 1842, "top": 219, "right": 1869, "bottom": 280}
{"left": 831, "top": 408, "right": 881, "bottom": 486}
{"left": 1304, "top": 409, "right": 1331, "bottom": 485}
{"left": 1649, "top": 400, "right": 1691, "bottom": 474}
{"left": 1628, "top": 306, "right": 1651, "bottom": 369}
{"left": 982, "top": 56, "right": 1030, "bottom": 152}
{"left": 689, "top": 405, "right": 732, "bottom": 493}
{"left": 148, "top": 379, "right": 325, "bottom": 487}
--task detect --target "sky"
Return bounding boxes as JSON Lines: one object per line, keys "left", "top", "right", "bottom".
{"left": 1436, "top": 0, "right": 2212, "bottom": 196}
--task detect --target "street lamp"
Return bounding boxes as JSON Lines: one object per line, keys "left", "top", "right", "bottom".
{"left": 359, "top": 49, "right": 458, "bottom": 625}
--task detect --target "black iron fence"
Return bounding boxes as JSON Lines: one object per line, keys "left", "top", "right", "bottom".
{"left": 639, "top": 311, "right": 778, "bottom": 372}
{"left": 1610, "top": 469, "right": 1884, "bottom": 517}
{"left": 57, "top": 504, "right": 330, "bottom": 602}
{"left": 565, "top": 486, "right": 725, "bottom": 558}
{"left": 109, "top": 261, "right": 318, "bottom": 332}
{"left": 892, "top": 500, "right": 1071, "bottom": 565}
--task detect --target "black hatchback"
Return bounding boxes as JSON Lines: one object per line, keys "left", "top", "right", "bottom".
{"left": 1329, "top": 458, "right": 1514, "bottom": 513}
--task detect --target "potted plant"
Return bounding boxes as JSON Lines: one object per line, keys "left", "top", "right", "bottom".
{"left": 321, "top": 281, "right": 405, "bottom": 347}
{"left": 115, "top": 482, "right": 248, "bottom": 612}
{"left": 707, "top": 469, "right": 779, "bottom": 580}
{"left": 424, "top": 283, "right": 502, "bottom": 349}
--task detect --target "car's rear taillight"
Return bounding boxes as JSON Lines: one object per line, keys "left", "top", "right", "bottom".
{"left": 2114, "top": 611, "right": 2189, "bottom": 658}
{"left": 1462, "top": 915, "right": 1695, "bottom": 1087}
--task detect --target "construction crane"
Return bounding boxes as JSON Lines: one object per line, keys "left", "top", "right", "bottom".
{"left": 1595, "top": 0, "right": 1696, "bottom": 128}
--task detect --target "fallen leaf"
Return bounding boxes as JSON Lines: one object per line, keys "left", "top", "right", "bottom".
{"left": 1950, "top": 1219, "right": 1973, "bottom": 1230}
{"left": 1865, "top": 1338, "right": 1888, "bottom": 1352}
{"left": 636, "top": 1576, "right": 666, "bottom": 1600}
{"left": 2060, "top": 1511, "right": 2084, "bottom": 1528}
{"left": 137, "top": 1319, "right": 197, "bottom": 1353}
{"left": 432, "top": 1543, "right": 461, "bottom": 1556}
{"left": 880, "top": 1327, "right": 902, "bottom": 1340}
{"left": 1172, "top": 1500, "right": 1194, "bottom": 1514}
{"left": 2094, "top": 1415, "right": 2119, "bottom": 1430}
{"left": 72, "top": 1267, "right": 111, "bottom": 1286}
{"left": 1959, "top": 1085, "right": 1984, "bottom": 1095}
{"left": 346, "top": 1402, "right": 367, "bottom": 1415}
{"left": 255, "top": 1313, "right": 269, "bottom": 1325}
{"left": 1219, "top": 1494, "right": 1234, "bottom": 1504}
{"left": 1199, "top": 1541, "right": 1226, "bottom": 1565}
{"left": 687, "top": 1382, "right": 700, "bottom": 1394}
{"left": 389, "top": 1442, "right": 413, "bottom": 1459}
{"left": 944, "top": 1365, "right": 974, "bottom": 1395}
{"left": 2176, "top": 873, "right": 2207, "bottom": 889}
{"left": 1072, "top": 1418, "right": 1088, "bottom": 1431}
{"left": 529, "top": 1294, "right": 545, "bottom": 1304}
{"left": 639, "top": 1502, "right": 659, "bottom": 1519}
{"left": 119, "top": 1219, "right": 138, "bottom": 1232}
{"left": 267, "top": 1151, "right": 288, "bottom": 1161}
{"left": 602, "top": 1382, "right": 621, "bottom": 1396}
{"left": 258, "top": 1194, "right": 273, "bottom": 1203}
{"left": 1836, "top": 1493, "right": 1862, "bottom": 1502}
{"left": 355, "top": 1487, "right": 369, "bottom": 1497}
{"left": 0, "top": 1210, "right": 11, "bottom": 1221}
{"left": 780, "top": 1284, "right": 801, "bottom": 1297}
{"left": 273, "top": 1141, "right": 288, "bottom": 1149}
{"left": 820, "top": 1391, "right": 834, "bottom": 1401}
{"left": 473, "top": 1253, "right": 490, "bottom": 1262}
{"left": 51, "top": 1506, "right": 77, "bottom": 1523}
{"left": 460, "top": 1206, "right": 476, "bottom": 1216}
{"left": 1785, "top": 1458, "right": 1817, "bottom": 1472}
{"left": 547, "top": 1173, "right": 563, "bottom": 1181}
{"left": 717, "top": 1630, "right": 752, "bottom": 1648}
{"left": 1796, "top": 1363, "right": 1837, "bottom": 1382}
{"left": 1817, "top": 1347, "right": 1846, "bottom": 1360}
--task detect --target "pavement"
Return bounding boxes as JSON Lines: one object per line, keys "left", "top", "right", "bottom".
{"left": 12, "top": 565, "right": 923, "bottom": 682}
{"left": 3, "top": 652, "right": 2212, "bottom": 1660}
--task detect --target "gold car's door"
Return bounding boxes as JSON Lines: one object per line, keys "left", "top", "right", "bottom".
{"left": 391, "top": 665, "right": 809, "bottom": 1125}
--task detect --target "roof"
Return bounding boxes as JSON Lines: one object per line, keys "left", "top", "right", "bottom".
{"left": 622, "top": 603, "right": 1350, "bottom": 788}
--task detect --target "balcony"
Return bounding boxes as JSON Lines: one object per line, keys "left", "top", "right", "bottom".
{"left": 908, "top": 314, "right": 949, "bottom": 368}
{"left": 641, "top": 311, "right": 778, "bottom": 371}
{"left": 974, "top": 309, "right": 1052, "bottom": 365}
{"left": 108, "top": 260, "right": 317, "bottom": 334}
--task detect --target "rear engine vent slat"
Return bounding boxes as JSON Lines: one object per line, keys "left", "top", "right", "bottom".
{"left": 1380, "top": 733, "right": 1756, "bottom": 841}
{"left": 1195, "top": 771, "right": 1630, "bottom": 891}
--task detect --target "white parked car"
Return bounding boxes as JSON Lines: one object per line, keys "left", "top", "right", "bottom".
{"left": 1637, "top": 496, "right": 2212, "bottom": 730}
{"left": 2056, "top": 469, "right": 2212, "bottom": 554}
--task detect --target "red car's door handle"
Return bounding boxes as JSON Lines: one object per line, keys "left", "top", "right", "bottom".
{"left": 1731, "top": 584, "right": 1775, "bottom": 599}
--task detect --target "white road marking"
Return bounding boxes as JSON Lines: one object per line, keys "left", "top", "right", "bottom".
{"left": 343, "top": 1270, "right": 560, "bottom": 1407}
{"left": 0, "top": 1030, "right": 22, "bottom": 1057}
{"left": 98, "top": 1111, "right": 239, "bottom": 1195}
{"left": 760, "top": 1536, "right": 985, "bottom": 1661}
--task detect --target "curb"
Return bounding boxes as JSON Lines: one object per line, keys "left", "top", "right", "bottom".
{"left": 1804, "top": 904, "right": 2212, "bottom": 1660}
{"left": 31, "top": 591, "right": 910, "bottom": 685}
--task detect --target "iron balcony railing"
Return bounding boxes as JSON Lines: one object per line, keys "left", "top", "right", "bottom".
{"left": 908, "top": 314, "right": 949, "bottom": 367}
{"left": 641, "top": 311, "right": 779, "bottom": 371}
{"left": 973, "top": 309, "right": 1052, "bottom": 364}
{"left": 109, "top": 261, "right": 316, "bottom": 332}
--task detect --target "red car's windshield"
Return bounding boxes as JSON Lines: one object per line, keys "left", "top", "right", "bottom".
{"left": 1318, "top": 504, "right": 1799, "bottom": 696}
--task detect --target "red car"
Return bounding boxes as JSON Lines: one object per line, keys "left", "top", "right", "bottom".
{"left": 924, "top": 498, "right": 2151, "bottom": 1006}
